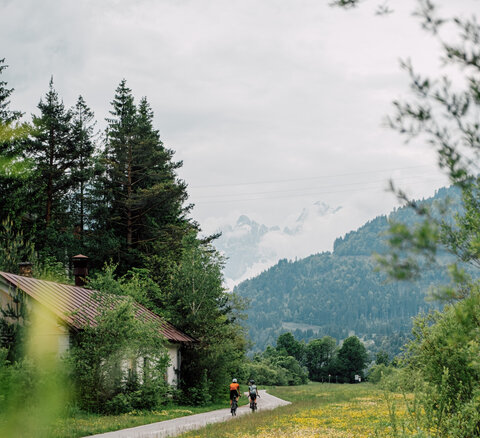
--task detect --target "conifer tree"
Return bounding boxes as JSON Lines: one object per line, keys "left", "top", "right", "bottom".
{"left": 98, "top": 80, "right": 192, "bottom": 272}
{"left": 0, "top": 58, "right": 22, "bottom": 124}
{"left": 101, "top": 79, "right": 138, "bottom": 265}
{"left": 70, "top": 96, "right": 96, "bottom": 246}
{"left": 0, "top": 58, "right": 31, "bottom": 234}
{"left": 27, "top": 78, "right": 76, "bottom": 256}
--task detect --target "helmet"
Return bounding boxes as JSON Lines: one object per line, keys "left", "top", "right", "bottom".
{"left": 232, "top": 378, "right": 237, "bottom": 383}
{"left": 250, "top": 379, "right": 255, "bottom": 384}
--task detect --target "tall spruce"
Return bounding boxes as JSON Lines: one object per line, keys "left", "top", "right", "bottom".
{"left": 0, "top": 58, "right": 30, "bottom": 236}
{"left": 27, "top": 78, "right": 76, "bottom": 256}
{"left": 100, "top": 80, "right": 192, "bottom": 273}
{"left": 0, "top": 58, "right": 22, "bottom": 124}
{"left": 101, "top": 80, "right": 138, "bottom": 266}
{"left": 133, "top": 97, "right": 191, "bottom": 253}
{"left": 70, "top": 96, "right": 96, "bottom": 246}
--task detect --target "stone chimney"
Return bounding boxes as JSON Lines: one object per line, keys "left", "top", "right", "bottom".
{"left": 72, "top": 254, "right": 89, "bottom": 287}
{"left": 19, "top": 262, "right": 33, "bottom": 277}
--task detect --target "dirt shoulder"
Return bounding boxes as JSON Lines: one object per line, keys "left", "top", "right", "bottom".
{"left": 84, "top": 390, "right": 290, "bottom": 438}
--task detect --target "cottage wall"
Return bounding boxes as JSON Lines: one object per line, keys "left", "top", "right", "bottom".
{"left": 0, "top": 279, "right": 70, "bottom": 355}
{"left": 166, "top": 343, "right": 180, "bottom": 386}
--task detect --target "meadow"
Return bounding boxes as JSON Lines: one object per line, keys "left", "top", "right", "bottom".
{"left": 179, "top": 382, "right": 404, "bottom": 438}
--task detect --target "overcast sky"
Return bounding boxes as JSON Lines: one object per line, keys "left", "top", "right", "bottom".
{"left": 3, "top": 0, "right": 475, "bottom": 271}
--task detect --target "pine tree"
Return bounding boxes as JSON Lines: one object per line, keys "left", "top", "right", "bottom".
{"left": 70, "top": 95, "right": 96, "bottom": 246}
{"left": 26, "top": 78, "right": 76, "bottom": 256}
{"left": 97, "top": 80, "right": 193, "bottom": 272}
{"left": 0, "top": 58, "right": 31, "bottom": 236}
{"left": 0, "top": 58, "right": 22, "bottom": 124}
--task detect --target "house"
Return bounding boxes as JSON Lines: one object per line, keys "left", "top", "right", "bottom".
{"left": 0, "top": 256, "right": 195, "bottom": 386}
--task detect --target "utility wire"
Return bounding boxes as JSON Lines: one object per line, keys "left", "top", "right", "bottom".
{"left": 193, "top": 176, "right": 447, "bottom": 204}
{"left": 192, "top": 174, "right": 447, "bottom": 200}
{"left": 190, "top": 165, "right": 438, "bottom": 189}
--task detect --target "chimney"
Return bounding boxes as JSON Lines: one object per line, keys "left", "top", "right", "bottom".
{"left": 72, "top": 254, "right": 89, "bottom": 287}
{"left": 19, "top": 262, "right": 33, "bottom": 277}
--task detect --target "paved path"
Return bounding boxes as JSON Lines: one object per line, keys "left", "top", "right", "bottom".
{"left": 84, "top": 390, "right": 290, "bottom": 438}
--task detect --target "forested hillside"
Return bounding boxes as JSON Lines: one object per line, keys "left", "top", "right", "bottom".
{"left": 235, "top": 186, "right": 460, "bottom": 355}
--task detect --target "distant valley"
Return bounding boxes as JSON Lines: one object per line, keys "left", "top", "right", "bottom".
{"left": 226, "top": 186, "right": 461, "bottom": 356}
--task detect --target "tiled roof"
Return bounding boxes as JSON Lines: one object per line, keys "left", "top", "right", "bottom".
{"left": 0, "top": 272, "right": 195, "bottom": 343}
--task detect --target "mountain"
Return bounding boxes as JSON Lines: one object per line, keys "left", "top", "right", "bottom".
{"left": 234, "top": 186, "right": 462, "bottom": 356}
{"left": 215, "top": 201, "right": 343, "bottom": 287}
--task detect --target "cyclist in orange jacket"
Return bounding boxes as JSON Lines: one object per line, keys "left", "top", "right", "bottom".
{"left": 229, "top": 378, "right": 240, "bottom": 405}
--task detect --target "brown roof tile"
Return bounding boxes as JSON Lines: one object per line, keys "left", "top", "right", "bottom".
{"left": 0, "top": 272, "right": 195, "bottom": 343}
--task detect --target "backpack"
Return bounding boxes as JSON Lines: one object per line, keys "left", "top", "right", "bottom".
{"left": 249, "top": 384, "right": 257, "bottom": 395}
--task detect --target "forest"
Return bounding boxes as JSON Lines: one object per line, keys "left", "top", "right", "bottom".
{"left": 235, "top": 186, "right": 463, "bottom": 356}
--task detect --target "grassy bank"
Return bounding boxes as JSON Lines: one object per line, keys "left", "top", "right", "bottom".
{"left": 179, "top": 382, "right": 403, "bottom": 438}
{"left": 1, "top": 399, "right": 244, "bottom": 438}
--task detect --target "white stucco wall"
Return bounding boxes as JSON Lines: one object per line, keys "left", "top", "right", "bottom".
{"left": 166, "top": 343, "right": 180, "bottom": 386}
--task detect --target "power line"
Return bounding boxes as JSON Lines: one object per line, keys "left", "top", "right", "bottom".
{"left": 192, "top": 174, "right": 447, "bottom": 201}
{"left": 189, "top": 165, "right": 438, "bottom": 190}
{"left": 193, "top": 176, "right": 447, "bottom": 205}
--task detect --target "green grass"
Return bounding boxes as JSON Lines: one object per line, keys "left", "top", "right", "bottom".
{"left": 3, "top": 383, "right": 394, "bottom": 437}
{"left": 5, "top": 398, "right": 247, "bottom": 438}
{"left": 178, "top": 382, "right": 396, "bottom": 438}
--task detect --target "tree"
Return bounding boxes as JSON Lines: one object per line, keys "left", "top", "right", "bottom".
{"left": 336, "top": 336, "right": 368, "bottom": 383}
{"left": 26, "top": 78, "right": 78, "bottom": 259}
{"left": 375, "top": 350, "right": 390, "bottom": 366}
{"left": 305, "top": 336, "right": 336, "bottom": 381}
{"left": 0, "top": 58, "right": 22, "bottom": 124}
{"left": 0, "top": 59, "right": 31, "bottom": 235}
{"left": 69, "top": 96, "right": 96, "bottom": 246}
{"left": 167, "top": 232, "right": 247, "bottom": 403}
{"left": 97, "top": 81, "right": 193, "bottom": 272}
{"left": 276, "top": 332, "right": 305, "bottom": 363}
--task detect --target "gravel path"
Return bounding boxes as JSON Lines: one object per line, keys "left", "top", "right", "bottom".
{"left": 84, "top": 390, "right": 290, "bottom": 438}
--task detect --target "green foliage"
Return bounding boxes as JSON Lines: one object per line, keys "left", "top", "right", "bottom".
{"left": 95, "top": 80, "right": 192, "bottom": 273}
{"left": 398, "top": 290, "right": 480, "bottom": 431}
{"left": 67, "top": 298, "right": 169, "bottom": 414}
{"left": 88, "top": 263, "right": 162, "bottom": 312}
{"left": 367, "top": 363, "right": 394, "bottom": 384}
{"left": 336, "top": 336, "right": 369, "bottom": 383}
{"left": 246, "top": 334, "right": 309, "bottom": 386}
{"left": 304, "top": 336, "right": 336, "bottom": 381}
{"left": 276, "top": 332, "right": 305, "bottom": 363}
{"left": 375, "top": 350, "right": 390, "bottom": 366}
{"left": 0, "top": 58, "right": 22, "bottom": 123}
{"left": 0, "top": 217, "right": 34, "bottom": 273}
{"left": 166, "top": 232, "right": 247, "bottom": 401}
{"left": 243, "top": 360, "right": 288, "bottom": 386}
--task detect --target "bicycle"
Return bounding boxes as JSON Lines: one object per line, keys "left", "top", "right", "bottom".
{"left": 231, "top": 396, "right": 238, "bottom": 416}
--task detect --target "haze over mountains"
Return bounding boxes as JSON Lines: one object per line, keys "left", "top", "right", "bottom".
{"left": 215, "top": 201, "right": 345, "bottom": 288}
{"left": 225, "top": 186, "right": 461, "bottom": 355}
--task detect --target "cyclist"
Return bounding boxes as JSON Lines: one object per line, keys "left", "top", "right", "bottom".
{"left": 248, "top": 379, "right": 259, "bottom": 409}
{"left": 229, "top": 378, "right": 240, "bottom": 406}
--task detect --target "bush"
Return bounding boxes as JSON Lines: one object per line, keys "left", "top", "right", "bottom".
{"left": 243, "top": 361, "right": 288, "bottom": 386}
{"left": 105, "top": 393, "right": 132, "bottom": 415}
{"left": 367, "top": 364, "right": 394, "bottom": 384}
{"left": 67, "top": 299, "right": 169, "bottom": 413}
{"left": 182, "top": 370, "right": 212, "bottom": 406}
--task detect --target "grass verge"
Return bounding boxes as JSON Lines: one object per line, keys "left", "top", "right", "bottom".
{"left": 5, "top": 398, "right": 247, "bottom": 438}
